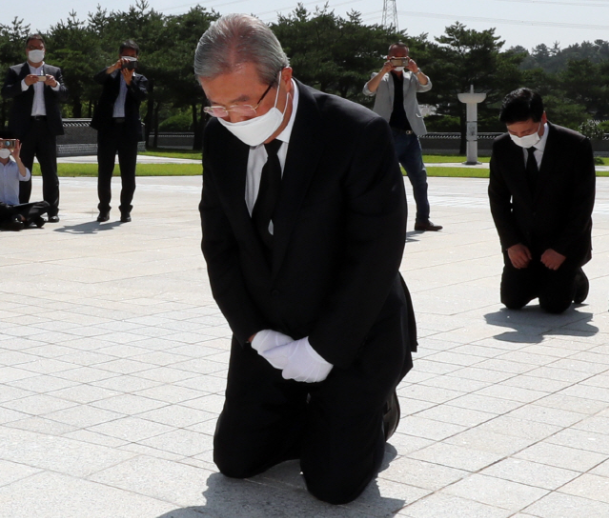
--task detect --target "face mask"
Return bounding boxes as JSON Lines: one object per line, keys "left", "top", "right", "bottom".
{"left": 509, "top": 123, "right": 542, "bottom": 149}
{"left": 393, "top": 67, "right": 405, "bottom": 72}
{"left": 28, "top": 49, "right": 45, "bottom": 63}
{"left": 0, "top": 149, "right": 11, "bottom": 159}
{"left": 217, "top": 74, "right": 288, "bottom": 147}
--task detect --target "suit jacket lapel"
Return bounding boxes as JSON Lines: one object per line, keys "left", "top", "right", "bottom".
{"left": 537, "top": 123, "right": 557, "bottom": 200}
{"left": 506, "top": 141, "right": 534, "bottom": 205}
{"left": 271, "top": 81, "right": 325, "bottom": 278}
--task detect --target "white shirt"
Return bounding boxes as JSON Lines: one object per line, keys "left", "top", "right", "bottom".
{"left": 0, "top": 159, "right": 31, "bottom": 206}
{"left": 245, "top": 80, "right": 300, "bottom": 229}
{"left": 113, "top": 74, "right": 128, "bottom": 118}
{"left": 21, "top": 62, "right": 61, "bottom": 116}
{"left": 522, "top": 122, "right": 549, "bottom": 169}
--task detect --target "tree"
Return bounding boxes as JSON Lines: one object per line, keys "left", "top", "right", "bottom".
{"left": 0, "top": 17, "right": 30, "bottom": 129}
{"left": 424, "top": 23, "right": 525, "bottom": 151}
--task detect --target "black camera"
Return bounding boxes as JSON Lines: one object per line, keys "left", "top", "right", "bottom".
{"left": 121, "top": 59, "right": 138, "bottom": 71}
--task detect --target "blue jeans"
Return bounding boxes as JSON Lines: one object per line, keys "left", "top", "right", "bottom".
{"left": 392, "top": 129, "right": 430, "bottom": 223}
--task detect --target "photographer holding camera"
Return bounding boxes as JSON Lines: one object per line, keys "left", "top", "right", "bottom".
{"left": 91, "top": 40, "right": 148, "bottom": 223}
{"left": 0, "top": 137, "right": 50, "bottom": 231}
{"left": 363, "top": 42, "right": 441, "bottom": 232}
{"left": 1, "top": 34, "right": 67, "bottom": 223}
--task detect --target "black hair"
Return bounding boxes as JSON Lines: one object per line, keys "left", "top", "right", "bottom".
{"left": 25, "top": 34, "right": 44, "bottom": 46}
{"left": 499, "top": 88, "right": 544, "bottom": 124}
{"left": 119, "top": 40, "right": 140, "bottom": 56}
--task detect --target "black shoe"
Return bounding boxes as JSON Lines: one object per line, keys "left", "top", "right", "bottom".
{"left": 34, "top": 216, "right": 46, "bottom": 228}
{"left": 2, "top": 217, "right": 24, "bottom": 231}
{"left": 414, "top": 220, "right": 442, "bottom": 232}
{"left": 47, "top": 215, "right": 60, "bottom": 223}
{"left": 120, "top": 213, "right": 131, "bottom": 223}
{"left": 383, "top": 390, "right": 401, "bottom": 441}
{"left": 574, "top": 268, "right": 589, "bottom": 304}
{"left": 97, "top": 211, "right": 110, "bottom": 222}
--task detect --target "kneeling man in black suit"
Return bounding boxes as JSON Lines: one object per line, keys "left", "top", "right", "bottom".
{"left": 489, "top": 88, "right": 595, "bottom": 313}
{"left": 195, "top": 14, "right": 417, "bottom": 504}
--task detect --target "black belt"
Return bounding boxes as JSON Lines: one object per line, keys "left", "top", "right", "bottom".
{"left": 31, "top": 116, "right": 47, "bottom": 121}
{"left": 113, "top": 118, "right": 126, "bottom": 124}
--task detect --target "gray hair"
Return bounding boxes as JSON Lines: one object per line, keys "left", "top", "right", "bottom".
{"left": 194, "top": 13, "right": 289, "bottom": 84}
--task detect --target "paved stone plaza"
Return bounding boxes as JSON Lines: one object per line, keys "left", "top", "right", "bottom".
{"left": 1, "top": 173, "right": 608, "bottom": 517}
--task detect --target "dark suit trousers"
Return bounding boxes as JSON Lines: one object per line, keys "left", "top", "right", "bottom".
{"left": 19, "top": 120, "right": 59, "bottom": 216}
{"left": 500, "top": 251, "right": 580, "bottom": 314}
{"left": 213, "top": 312, "right": 411, "bottom": 505}
{"left": 97, "top": 123, "right": 138, "bottom": 214}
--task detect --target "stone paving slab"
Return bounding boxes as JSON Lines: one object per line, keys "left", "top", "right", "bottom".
{"left": 0, "top": 175, "right": 608, "bottom": 517}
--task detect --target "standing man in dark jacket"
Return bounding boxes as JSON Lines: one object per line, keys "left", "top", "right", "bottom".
{"left": 91, "top": 40, "right": 148, "bottom": 223}
{"left": 1, "top": 33, "right": 67, "bottom": 222}
{"left": 489, "top": 88, "right": 595, "bottom": 313}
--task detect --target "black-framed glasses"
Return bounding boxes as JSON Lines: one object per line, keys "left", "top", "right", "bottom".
{"left": 204, "top": 81, "right": 276, "bottom": 118}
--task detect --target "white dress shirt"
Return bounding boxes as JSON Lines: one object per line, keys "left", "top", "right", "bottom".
{"left": 0, "top": 159, "right": 31, "bottom": 206}
{"left": 21, "top": 62, "right": 61, "bottom": 116}
{"left": 521, "top": 122, "right": 549, "bottom": 169}
{"left": 113, "top": 74, "right": 128, "bottom": 118}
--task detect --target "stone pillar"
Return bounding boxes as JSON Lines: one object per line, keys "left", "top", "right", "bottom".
{"left": 457, "top": 85, "right": 487, "bottom": 165}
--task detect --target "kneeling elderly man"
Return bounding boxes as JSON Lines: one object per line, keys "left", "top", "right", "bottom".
{"left": 195, "top": 14, "right": 417, "bottom": 504}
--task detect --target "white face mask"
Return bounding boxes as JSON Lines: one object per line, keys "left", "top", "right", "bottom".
{"left": 217, "top": 74, "right": 288, "bottom": 147}
{"left": 28, "top": 49, "right": 45, "bottom": 63}
{"left": 509, "top": 123, "right": 542, "bottom": 149}
{"left": 0, "top": 149, "right": 11, "bottom": 159}
{"left": 393, "top": 67, "right": 405, "bottom": 72}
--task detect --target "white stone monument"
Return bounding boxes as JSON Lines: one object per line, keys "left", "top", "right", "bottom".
{"left": 457, "top": 85, "right": 487, "bottom": 165}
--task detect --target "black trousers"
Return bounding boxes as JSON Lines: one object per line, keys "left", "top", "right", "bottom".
{"left": 500, "top": 251, "right": 580, "bottom": 314}
{"left": 18, "top": 120, "right": 59, "bottom": 216}
{"left": 213, "top": 313, "right": 411, "bottom": 505}
{"left": 0, "top": 201, "right": 49, "bottom": 228}
{"left": 97, "top": 123, "right": 138, "bottom": 214}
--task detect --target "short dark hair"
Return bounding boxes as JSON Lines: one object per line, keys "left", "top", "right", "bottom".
{"left": 119, "top": 40, "right": 140, "bottom": 56}
{"left": 389, "top": 42, "right": 409, "bottom": 54}
{"left": 499, "top": 88, "right": 544, "bottom": 124}
{"left": 25, "top": 34, "right": 44, "bottom": 46}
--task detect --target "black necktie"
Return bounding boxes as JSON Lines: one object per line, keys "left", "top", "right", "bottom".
{"left": 526, "top": 147, "right": 538, "bottom": 195}
{"left": 252, "top": 139, "right": 283, "bottom": 249}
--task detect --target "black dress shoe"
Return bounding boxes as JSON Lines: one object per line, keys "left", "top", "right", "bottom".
{"left": 34, "top": 216, "right": 46, "bottom": 228}
{"left": 2, "top": 217, "right": 24, "bottom": 231}
{"left": 47, "top": 215, "right": 60, "bottom": 223}
{"left": 120, "top": 213, "right": 131, "bottom": 223}
{"left": 574, "top": 268, "right": 589, "bottom": 304}
{"left": 97, "top": 211, "right": 110, "bottom": 222}
{"left": 414, "top": 220, "right": 443, "bottom": 231}
{"left": 383, "top": 390, "right": 401, "bottom": 441}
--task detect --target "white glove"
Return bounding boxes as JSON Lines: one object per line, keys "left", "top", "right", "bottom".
{"left": 251, "top": 329, "right": 294, "bottom": 358}
{"left": 264, "top": 337, "right": 333, "bottom": 383}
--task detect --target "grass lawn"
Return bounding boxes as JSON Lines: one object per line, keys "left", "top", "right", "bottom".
{"left": 35, "top": 152, "right": 608, "bottom": 177}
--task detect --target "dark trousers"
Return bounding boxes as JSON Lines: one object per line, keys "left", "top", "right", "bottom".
{"left": 0, "top": 201, "right": 49, "bottom": 228}
{"left": 214, "top": 313, "right": 411, "bottom": 505}
{"left": 500, "top": 251, "right": 580, "bottom": 314}
{"left": 392, "top": 129, "right": 430, "bottom": 223}
{"left": 97, "top": 124, "right": 138, "bottom": 214}
{"left": 19, "top": 120, "right": 59, "bottom": 216}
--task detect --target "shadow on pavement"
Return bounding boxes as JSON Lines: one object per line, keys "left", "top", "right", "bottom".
{"left": 54, "top": 220, "right": 122, "bottom": 234}
{"left": 484, "top": 307, "right": 598, "bottom": 343}
{"left": 155, "top": 449, "right": 404, "bottom": 518}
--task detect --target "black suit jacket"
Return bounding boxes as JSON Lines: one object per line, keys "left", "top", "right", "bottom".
{"left": 90, "top": 68, "right": 148, "bottom": 140}
{"left": 1, "top": 62, "right": 67, "bottom": 138}
{"left": 489, "top": 122, "right": 595, "bottom": 266}
{"left": 200, "top": 80, "right": 416, "bottom": 373}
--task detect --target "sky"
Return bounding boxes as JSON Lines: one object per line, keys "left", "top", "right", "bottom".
{"left": 4, "top": 0, "right": 609, "bottom": 52}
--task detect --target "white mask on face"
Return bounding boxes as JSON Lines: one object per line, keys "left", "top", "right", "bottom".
{"left": 217, "top": 73, "right": 288, "bottom": 147}
{"left": 0, "top": 149, "right": 11, "bottom": 159}
{"left": 393, "top": 67, "right": 405, "bottom": 72}
{"left": 28, "top": 49, "right": 45, "bottom": 63}
{"left": 509, "top": 123, "right": 542, "bottom": 149}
